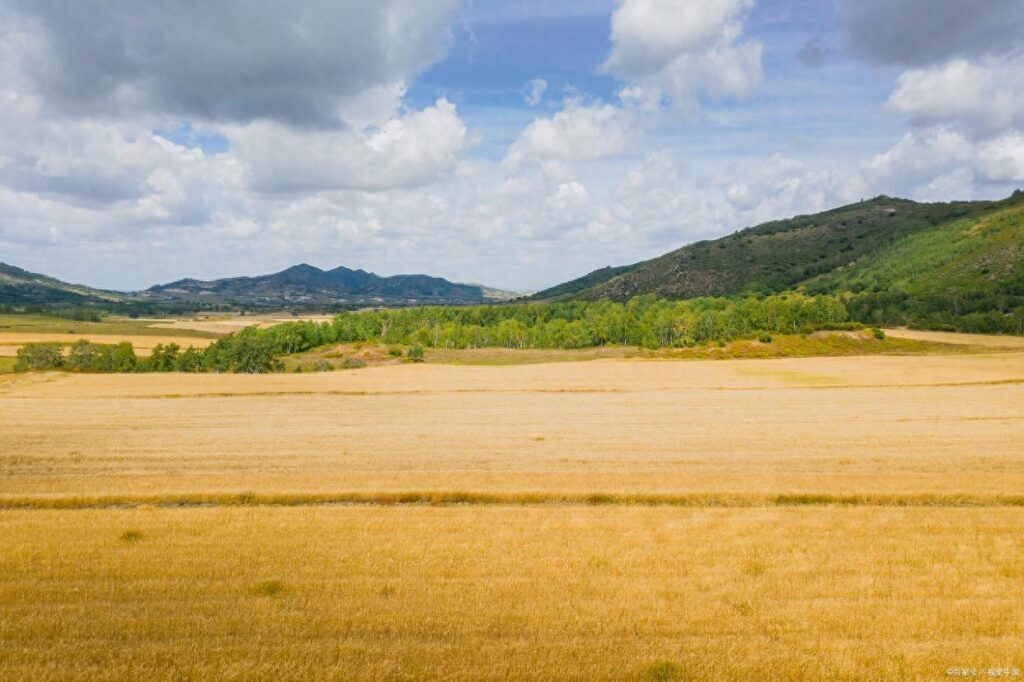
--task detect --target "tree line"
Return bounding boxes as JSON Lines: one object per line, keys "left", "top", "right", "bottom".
{"left": 15, "top": 293, "right": 854, "bottom": 373}
{"left": 15, "top": 327, "right": 283, "bottom": 374}
{"left": 844, "top": 291, "right": 1024, "bottom": 336}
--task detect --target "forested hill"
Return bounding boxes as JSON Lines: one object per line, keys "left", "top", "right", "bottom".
{"left": 538, "top": 192, "right": 1023, "bottom": 306}
{"left": 142, "top": 263, "right": 493, "bottom": 307}
{"left": 1, "top": 262, "right": 514, "bottom": 311}
{"left": 0, "top": 263, "right": 126, "bottom": 307}
{"left": 526, "top": 264, "right": 641, "bottom": 302}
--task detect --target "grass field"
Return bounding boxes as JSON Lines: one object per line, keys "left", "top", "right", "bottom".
{"left": 0, "top": 314, "right": 225, "bottom": 338}
{"left": 287, "top": 329, "right": 971, "bottom": 371}
{"left": 0, "top": 332, "right": 215, "bottom": 358}
{"left": 2, "top": 507, "right": 1022, "bottom": 681}
{"left": 1, "top": 334, "right": 1023, "bottom": 679}
{"left": 0, "top": 314, "right": 221, "bottom": 364}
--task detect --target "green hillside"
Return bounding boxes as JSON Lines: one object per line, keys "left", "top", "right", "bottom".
{"left": 526, "top": 264, "right": 640, "bottom": 302}
{"left": 547, "top": 191, "right": 1023, "bottom": 333}
{"left": 811, "top": 197, "right": 1024, "bottom": 333}
{"left": 808, "top": 199, "right": 1024, "bottom": 296}
{"left": 575, "top": 195, "right": 1007, "bottom": 301}
{"left": 0, "top": 263, "right": 126, "bottom": 307}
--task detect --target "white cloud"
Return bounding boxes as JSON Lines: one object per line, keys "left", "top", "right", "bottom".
{"left": 522, "top": 78, "right": 548, "bottom": 106}
{"left": 504, "top": 99, "right": 637, "bottom": 169}
{"left": 2, "top": 0, "right": 1021, "bottom": 296}
{"left": 867, "top": 127, "right": 1024, "bottom": 197}
{"left": 976, "top": 134, "right": 1024, "bottom": 181}
{"left": 722, "top": 155, "right": 866, "bottom": 216}
{"left": 603, "top": 0, "right": 752, "bottom": 77}
{"left": 232, "top": 98, "right": 470, "bottom": 193}
{"left": 602, "top": 0, "right": 761, "bottom": 110}
{"left": 5, "top": 0, "right": 462, "bottom": 129}
{"left": 888, "top": 56, "right": 1024, "bottom": 135}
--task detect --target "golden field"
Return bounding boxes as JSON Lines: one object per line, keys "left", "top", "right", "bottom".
{"left": 2, "top": 350, "right": 1023, "bottom": 498}
{"left": 0, "top": 332, "right": 214, "bottom": 357}
{"left": 2, "top": 333, "right": 1023, "bottom": 679}
{"left": 1, "top": 507, "right": 1022, "bottom": 681}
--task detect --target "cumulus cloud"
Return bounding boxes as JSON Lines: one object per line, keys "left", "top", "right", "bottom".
{"left": 504, "top": 99, "right": 637, "bottom": 169}
{"left": 867, "top": 127, "right": 1024, "bottom": 198}
{"left": 837, "top": 0, "right": 1023, "bottom": 67}
{"left": 838, "top": 0, "right": 1024, "bottom": 198}
{"left": 0, "top": 0, "right": 472, "bottom": 204}
{"left": 602, "top": 0, "right": 761, "bottom": 110}
{"left": 888, "top": 56, "right": 1024, "bottom": 136}
{"left": 4, "top": 0, "right": 461, "bottom": 129}
{"left": 0, "top": 0, "right": 477, "bottom": 288}
{"left": 232, "top": 99, "right": 470, "bottom": 193}
{"left": 3, "top": 0, "right": 1019, "bottom": 295}
{"left": 575, "top": 152, "right": 867, "bottom": 258}
{"left": 723, "top": 155, "right": 866, "bottom": 216}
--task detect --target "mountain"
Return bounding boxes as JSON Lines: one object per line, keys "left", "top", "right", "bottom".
{"left": 534, "top": 190, "right": 1024, "bottom": 332}
{"left": 526, "top": 264, "right": 641, "bottom": 302}
{"left": 804, "top": 197, "right": 1024, "bottom": 298}
{"left": 538, "top": 192, "right": 1023, "bottom": 303}
{"left": 0, "top": 262, "right": 513, "bottom": 311}
{"left": 141, "top": 263, "right": 495, "bottom": 307}
{"left": 0, "top": 263, "right": 127, "bottom": 307}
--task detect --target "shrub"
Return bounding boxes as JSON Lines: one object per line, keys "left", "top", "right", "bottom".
{"left": 120, "top": 530, "right": 143, "bottom": 543}
{"left": 313, "top": 359, "right": 334, "bottom": 372}
{"left": 643, "top": 660, "right": 682, "bottom": 681}
{"left": 253, "top": 580, "right": 285, "bottom": 597}
{"left": 872, "top": 328, "right": 886, "bottom": 340}
{"left": 758, "top": 334, "right": 773, "bottom": 343}
{"left": 388, "top": 346, "right": 403, "bottom": 357}
{"left": 111, "top": 342, "right": 138, "bottom": 372}
{"left": 340, "top": 357, "right": 367, "bottom": 369}
{"left": 14, "top": 343, "right": 64, "bottom": 371}
{"left": 407, "top": 345, "right": 425, "bottom": 362}
{"left": 66, "top": 339, "right": 103, "bottom": 371}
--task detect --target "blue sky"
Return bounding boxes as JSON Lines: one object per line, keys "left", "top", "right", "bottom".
{"left": 0, "top": 0, "right": 1021, "bottom": 291}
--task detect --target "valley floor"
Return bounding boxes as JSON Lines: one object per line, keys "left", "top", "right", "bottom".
{"left": 1, "top": 340, "right": 1023, "bottom": 679}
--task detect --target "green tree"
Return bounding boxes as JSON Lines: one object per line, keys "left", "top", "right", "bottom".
{"left": 174, "top": 347, "right": 204, "bottom": 372}
{"left": 224, "top": 329, "right": 283, "bottom": 374}
{"left": 66, "top": 339, "right": 102, "bottom": 371}
{"left": 15, "top": 343, "right": 64, "bottom": 371}
{"left": 110, "top": 342, "right": 138, "bottom": 372}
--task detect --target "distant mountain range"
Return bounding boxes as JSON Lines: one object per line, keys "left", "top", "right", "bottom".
{"left": 530, "top": 191, "right": 1024, "bottom": 306}
{"left": 0, "top": 262, "right": 520, "bottom": 311}
{"left": 144, "top": 263, "right": 508, "bottom": 306}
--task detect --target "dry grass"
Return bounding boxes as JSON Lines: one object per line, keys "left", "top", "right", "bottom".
{"left": 0, "top": 333, "right": 214, "bottom": 357}
{"left": 2, "top": 352, "right": 1023, "bottom": 498}
{"left": 884, "top": 327, "right": 1024, "bottom": 349}
{"left": 149, "top": 313, "right": 334, "bottom": 335}
{"left": 2, "top": 339, "right": 1023, "bottom": 679}
{"left": 289, "top": 329, "right": 971, "bottom": 369}
{"left": 1, "top": 507, "right": 1022, "bottom": 681}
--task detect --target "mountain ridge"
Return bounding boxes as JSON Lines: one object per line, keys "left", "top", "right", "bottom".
{"left": 0, "top": 262, "right": 512, "bottom": 311}
{"left": 533, "top": 192, "right": 1023, "bottom": 303}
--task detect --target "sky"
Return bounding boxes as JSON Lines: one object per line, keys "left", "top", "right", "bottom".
{"left": 0, "top": 0, "right": 1022, "bottom": 292}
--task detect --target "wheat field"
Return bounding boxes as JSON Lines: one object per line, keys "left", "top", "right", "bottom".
{"left": 1, "top": 507, "right": 1022, "bottom": 681}
{"left": 0, "top": 333, "right": 214, "bottom": 357}
{"left": 2, "top": 341, "right": 1023, "bottom": 679}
